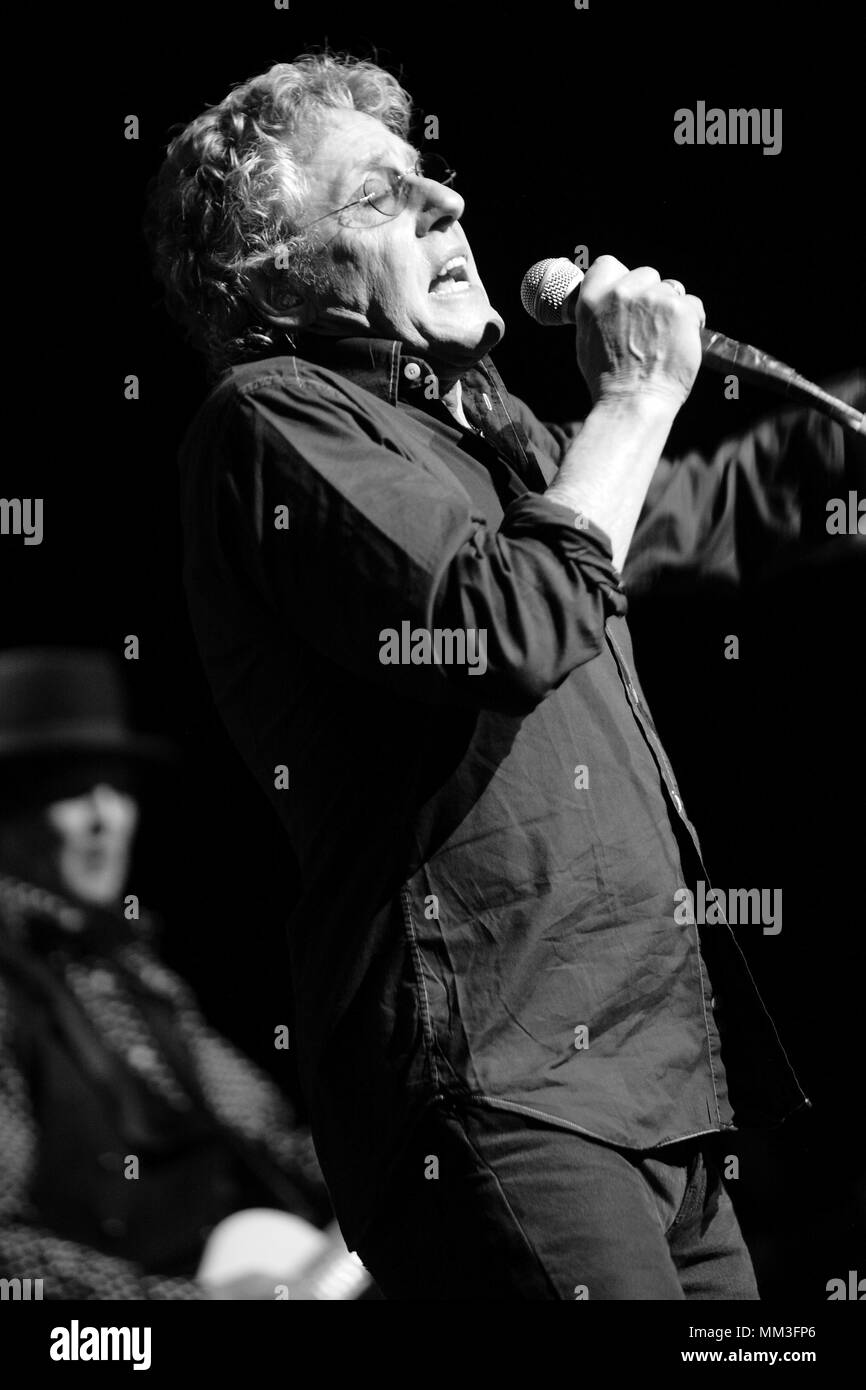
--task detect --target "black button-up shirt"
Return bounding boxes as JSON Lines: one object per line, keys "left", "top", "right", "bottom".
{"left": 179, "top": 335, "right": 834, "bottom": 1249}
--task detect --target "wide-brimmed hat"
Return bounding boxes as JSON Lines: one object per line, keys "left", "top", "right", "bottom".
{"left": 0, "top": 648, "right": 173, "bottom": 762}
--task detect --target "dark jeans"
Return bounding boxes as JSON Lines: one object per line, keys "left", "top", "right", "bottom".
{"left": 356, "top": 1100, "right": 759, "bottom": 1300}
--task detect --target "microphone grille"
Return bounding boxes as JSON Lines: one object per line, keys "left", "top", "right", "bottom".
{"left": 520, "top": 257, "right": 584, "bottom": 325}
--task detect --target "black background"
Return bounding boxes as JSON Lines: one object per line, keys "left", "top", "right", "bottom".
{"left": 4, "top": 0, "right": 864, "bottom": 1299}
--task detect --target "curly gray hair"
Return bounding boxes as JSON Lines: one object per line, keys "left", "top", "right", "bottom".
{"left": 146, "top": 54, "right": 413, "bottom": 372}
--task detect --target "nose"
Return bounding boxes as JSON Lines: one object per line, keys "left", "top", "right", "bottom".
{"left": 87, "top": 783, "right": 127, "bottom": 828}
{"left": 409, "top": 172, "right": 465, "bottom": 233}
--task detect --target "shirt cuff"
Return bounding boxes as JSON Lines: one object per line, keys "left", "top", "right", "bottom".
{"left": 501, "top": 493, "right": 628, "bottom": 617}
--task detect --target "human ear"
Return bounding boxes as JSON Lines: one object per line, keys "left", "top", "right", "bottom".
{"left": 247, "top": 268, "right": 316, "bottom": 330}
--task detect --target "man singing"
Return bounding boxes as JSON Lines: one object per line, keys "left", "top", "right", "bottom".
{"left": 147, "top": 52, "right": 859, "bottom": 1299}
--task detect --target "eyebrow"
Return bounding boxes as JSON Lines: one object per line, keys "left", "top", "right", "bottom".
{"left": 347, "top": 143, "right": 420, "bottom": 178}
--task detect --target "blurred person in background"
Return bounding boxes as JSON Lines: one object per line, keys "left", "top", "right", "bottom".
{"left": 0, "top": 648, "right": 373, "bottom": 1300}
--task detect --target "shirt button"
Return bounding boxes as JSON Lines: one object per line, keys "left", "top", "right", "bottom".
{"left": 482, "top": 392, "right": 493, "bottom": 411}
{"left": 672, "top": 792, "right": 684, "bottom": 814}
{"left": 403, "top": 362, "right": 421, "bottom": 381}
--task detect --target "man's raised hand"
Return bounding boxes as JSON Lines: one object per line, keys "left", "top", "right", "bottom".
{"left": 575, "top": 255, "right": 706, "bottom": 410}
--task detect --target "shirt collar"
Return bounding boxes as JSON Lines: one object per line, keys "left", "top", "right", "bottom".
{"left": 284, "top": 332, "right": 553, "bottom": 496}
{"left": 0, "top": 872, "right": 153, "bottom": 957}
{"left": 290, "top": 332, "right": 497, "bottom": 411}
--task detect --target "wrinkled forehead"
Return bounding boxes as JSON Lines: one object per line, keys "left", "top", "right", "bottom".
{"left": 304, "top": 107, "right": 418, "bottom": 201}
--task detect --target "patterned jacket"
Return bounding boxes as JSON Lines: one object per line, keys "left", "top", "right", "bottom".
{"left": 0, "top": 875, "right": 330, "bottom": 1300}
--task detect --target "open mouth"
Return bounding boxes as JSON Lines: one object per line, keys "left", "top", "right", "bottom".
{"left": 429, "top": 255, "right": 471, "bottom": 296}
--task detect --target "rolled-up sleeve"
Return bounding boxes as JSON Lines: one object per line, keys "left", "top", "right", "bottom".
{"left": 212, "top": 374, "right": 627, "bottom": 715}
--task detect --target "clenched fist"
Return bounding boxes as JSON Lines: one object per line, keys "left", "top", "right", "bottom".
{"left": 575, "top": 255, "right": 705, "bottom": 410}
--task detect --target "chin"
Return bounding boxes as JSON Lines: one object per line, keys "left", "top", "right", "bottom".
{"left": 65, "top": 870, "right": 124, "bottom": 908}
{"left": 427, "top": 312, "right": 505, "bottom": 370}
{"left": 480, "top": 310, "right": 505, "bottom": 354}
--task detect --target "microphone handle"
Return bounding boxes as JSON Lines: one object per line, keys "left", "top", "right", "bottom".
{"left": 551, "top": 275, "right": 863, "bottom": 436}
{"left": 699, "top": 329, "right": 865, "bottom": 436}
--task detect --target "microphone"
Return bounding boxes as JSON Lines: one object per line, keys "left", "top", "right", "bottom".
{"left": 521, "top": 257, "right": 865, "bottom": 436}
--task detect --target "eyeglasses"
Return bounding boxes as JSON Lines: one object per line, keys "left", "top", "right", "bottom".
{"left": 302, "top": 153, "right": 457, "bottom": 229}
